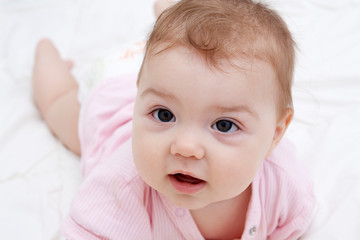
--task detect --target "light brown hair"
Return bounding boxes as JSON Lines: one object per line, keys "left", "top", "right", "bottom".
{"left": 138, "top": 0, "right": 296, "bottom": 114}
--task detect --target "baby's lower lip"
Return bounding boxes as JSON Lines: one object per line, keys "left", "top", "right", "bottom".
{"left": 169, "top": 174, "right": 206, "bottom": 194}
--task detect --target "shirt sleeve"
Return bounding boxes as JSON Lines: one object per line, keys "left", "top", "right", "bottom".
{"left": 61, "top": 159, "right": 152, "bottom": 240}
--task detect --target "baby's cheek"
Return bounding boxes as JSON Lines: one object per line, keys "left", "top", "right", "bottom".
{"left": 212, "top": 149, "right": 257, "bottom": 181}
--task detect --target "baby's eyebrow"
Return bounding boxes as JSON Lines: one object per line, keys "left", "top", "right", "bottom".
{"left": 141, "top": 87, "right": 258, "bottom": 119}
{"left": 212, "top": 105, "right": 259, "bottom": 119}
{"left": 140, "top": 87, "right": 177, "bottom": 102}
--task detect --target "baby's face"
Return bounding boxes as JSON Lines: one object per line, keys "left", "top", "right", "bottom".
{"left": 132, "top": 46, "right": 280, "bottom": 209}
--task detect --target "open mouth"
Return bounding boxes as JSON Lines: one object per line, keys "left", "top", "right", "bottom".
{"left": 169, "top": 173, "right": 206, "bottom": 194}
{"left": 173, "top": 173, "right": 204, "bottom": 184}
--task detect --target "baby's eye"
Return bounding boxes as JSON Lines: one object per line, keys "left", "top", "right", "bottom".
{"left": 153, "top": 109, "right": 175, "bottom": 122}
{"left": 212, "top": 120, "right": 239, "bottom": 133}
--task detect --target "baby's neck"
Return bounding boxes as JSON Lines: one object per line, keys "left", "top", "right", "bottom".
{"left": 190, "top": 185, "right": 252, "bottom": 240}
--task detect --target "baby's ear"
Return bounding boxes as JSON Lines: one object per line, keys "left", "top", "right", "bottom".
{"left": 266, "top": 108, "right": 293, "bottom": 158}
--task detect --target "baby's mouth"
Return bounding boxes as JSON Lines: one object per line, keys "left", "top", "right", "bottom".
{"left": 172, "top": 173, "right": 204, "bottom": 185}
{"left": 169, "top": 172, "right": 206, "bottom": 194}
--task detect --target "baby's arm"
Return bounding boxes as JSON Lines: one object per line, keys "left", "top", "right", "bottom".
{"left": 32, "top": 39, "right": 81, "bottom": 156}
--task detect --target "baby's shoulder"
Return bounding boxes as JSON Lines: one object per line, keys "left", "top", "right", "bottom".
{"left": 103, "top": 139, "right": 142, "bottom": 182}
{"left": 257, "top": 139, "right": 316, "bottom": 237}
{"left": 65, "top": 140, "right": 153, "bottom": 238}
{"left": 264, "top": 138, "right": 312, "bottom": 192}
{"left": 85, "top": 139, "right": 147, "bottom": 197}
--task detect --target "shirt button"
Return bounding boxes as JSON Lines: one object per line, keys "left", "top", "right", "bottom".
{"left": 175, "top": 208, "right": 186, "bottom": 217}
{"left": 249, "top": 226, "right": 257, "bottom": 236}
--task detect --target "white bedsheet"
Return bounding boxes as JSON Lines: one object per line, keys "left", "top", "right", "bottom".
{"left": 0, "top": 0, "right": 359, "bottom": 239}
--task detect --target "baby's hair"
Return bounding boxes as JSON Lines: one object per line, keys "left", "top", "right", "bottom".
{"left": 139, "top": 0, "right": 296, "bottom": 115}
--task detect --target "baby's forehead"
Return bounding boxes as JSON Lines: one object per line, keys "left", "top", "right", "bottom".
{"left": 140, "top": 46, "right": 278, "bottom": 101}
{"left": 145, "top": 44, "right": 274, "bottom": 74}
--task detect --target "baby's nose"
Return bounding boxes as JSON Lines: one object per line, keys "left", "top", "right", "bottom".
{"left": 170, "top": 129, "right": 205, "bottom": 160}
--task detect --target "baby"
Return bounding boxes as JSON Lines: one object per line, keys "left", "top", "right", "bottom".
{"left": 33, "top": 0, "right": 315, "bottom": 239}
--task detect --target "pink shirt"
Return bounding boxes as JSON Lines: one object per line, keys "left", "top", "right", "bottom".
{"left": 62, "top": 75, "right": 315, "bottom": 240}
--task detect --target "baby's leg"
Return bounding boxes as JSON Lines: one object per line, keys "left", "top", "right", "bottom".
{"left": 32, "top": 39, "right": 81, "bottom": 156}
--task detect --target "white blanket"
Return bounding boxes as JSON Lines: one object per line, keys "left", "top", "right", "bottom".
{"left": 0, "top": 0, "right": 359, "bottom": 239}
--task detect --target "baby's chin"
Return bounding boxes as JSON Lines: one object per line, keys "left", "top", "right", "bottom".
{"left": 153, "top": 187, "right": 210, "bottom": 210}
{"left": 170, "top": 189, "right": 251, "bottom": 212}
{"left": 168, "top": 197, "right": 212, "bottom": 210}
{"left": 164, "top": 191, "right": 230, "bottom": 211}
